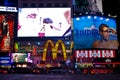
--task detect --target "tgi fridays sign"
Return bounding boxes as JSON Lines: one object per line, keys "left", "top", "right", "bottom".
{"left": 75, "top": 50, "right": 116, "bottom": 58}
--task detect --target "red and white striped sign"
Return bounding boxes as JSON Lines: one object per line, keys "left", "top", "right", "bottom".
{"left": 75, "top": 50, "right": 116, "bottom": 58}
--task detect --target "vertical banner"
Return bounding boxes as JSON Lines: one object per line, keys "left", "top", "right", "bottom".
{"left": 33, "top": 46, "right": 37, "bottom": 55}
{"left": 0, "top": 13, "right": 15, "bottom": 52}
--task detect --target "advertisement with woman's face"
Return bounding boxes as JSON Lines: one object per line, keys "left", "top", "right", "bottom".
{"left": 0, "top": 13, "right": 15, "bottom": 52}
{"left": 73, "top": 15, "right": 119, "bottom": 49}
{"left": 11, "top": 53, "right": 29, "bottom": 63}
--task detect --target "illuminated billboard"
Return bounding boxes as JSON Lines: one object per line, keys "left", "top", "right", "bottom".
{"left": 0, "top": 0, "right": 18, "bottom": 7}
{"left": 0, "top": 0, "right": 18, "bottom": 12}
{"left": 0, "top": 12, "right": 15, "bottom": 52}
{"left": 73, "top": 0, "right": 103, "bottom": 14}
{"left": 73, "top": 15, "right": 118, "bottom": 49}
{"left": 75, "top": 50, "right": 116, "bottom": 58}
{"left": 18, "top": 8, "right": 71, "bottom": 37}
{"left": 11, "top": 53, "right": 32, "bottom": 63}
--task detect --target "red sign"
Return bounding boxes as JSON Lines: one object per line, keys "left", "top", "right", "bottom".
{"left": 75, "top": 50, "right": 116, "bottom": 58}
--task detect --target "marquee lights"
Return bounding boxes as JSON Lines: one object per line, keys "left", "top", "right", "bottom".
{"left": 75, "top": 50, "right": 116, "bottom": 58}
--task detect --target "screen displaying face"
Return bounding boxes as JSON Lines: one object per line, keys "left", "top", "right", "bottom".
{"left": 11, "top": 53, "right": 31, "bottom": 63}
{"left": 73, "top": 15, "right": 118, "bottom": 49}
{"left": 73, "top": 0, "right": 103, "bottom": 14}
{"left": 18, "top": 8, "right": 71, "bottom": 37}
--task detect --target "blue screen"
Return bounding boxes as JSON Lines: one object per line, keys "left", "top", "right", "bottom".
{"left": 73, "top": 15, "right": 118, "bottom": 49}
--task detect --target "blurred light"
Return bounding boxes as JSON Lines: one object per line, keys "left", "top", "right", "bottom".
{"left": 76, "top": 17, "right": 80, "bottom": 20}
{"left": 74, "top": 13, "right": 76, "bottom": 16}
{"left": 79, "top": 13, "right": 82, "bottom": 15}
{"left": 108, "top": 14, "right": 111, "bottom": 17}
{"left": 94, "top": 16, "right": 97, "bottom": 19}
{"left": 105, "top": 18, "right": 109, "bottom": 21}
{"left": 113, "top": 15, "right": 117, "bottom": 18}
{"left": 85, "top": 12, "right": 88, "bottom": 14}
{"left": 82, "top": 17, "right": 85, "bottom": 19}
{"left": 28, "top": 42, "right": 30, "bottom": 45}
{"left": 87, "top": 16, "right": 91, "bottom": 19}
{"left": 66, "top": 41, "right": 70, "bottom": 45}
{"left": 37, "top": 42, "right": 40, "bottom": 45}
{"left": 100, "top": 17, "right": 103, "bottom": 20}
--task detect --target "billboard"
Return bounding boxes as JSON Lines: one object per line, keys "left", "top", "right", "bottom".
{"left": 73, "top": 0, "right": 103, "bottom": 14}
{"left": 11, "top": 53, "right": 32, "bottom": 63}
{"left": 73, "top": 15, "right": 118, "bottom": 49}
{"left": 0, "top": 57, "right": 11, "bottom": 67}
{"left": 75, "top": 50, "right": 116, "bottom": 58}
{"left": 0, "top": 0, "right": 18, "bottom": 7}
{"left": 42, "top": 40, "right": 67, "bottom": 61}
{"left": 0, "top": 12, "right": 15, "bottom": 52}
{"left": 18, "top": 8, "right": 71, "bottom": 37}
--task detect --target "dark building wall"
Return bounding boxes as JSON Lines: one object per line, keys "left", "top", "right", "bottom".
{"left": 18, "top": 0, "right": 72, "bottom": 7}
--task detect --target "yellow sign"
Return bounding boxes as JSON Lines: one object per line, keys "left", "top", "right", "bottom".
{"left": 42, "top": 40, "right": 67, "bottom": 61}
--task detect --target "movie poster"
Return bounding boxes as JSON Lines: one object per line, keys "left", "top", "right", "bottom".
{"left": 0, "top": 13, "right": 15, "bottom": 52}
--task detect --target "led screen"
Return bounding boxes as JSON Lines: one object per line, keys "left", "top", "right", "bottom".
{"left": 0, "top": 13, "right": 15, "bottom": 52}
{"left": 73, "top": 0, "right": 103, "bottom": 14}
{"left": 18, "top": 8, "right": 71, "bottom": 37}
{"left": 11, "top": 53, "right": 31, "bottom": 63}
{"left": 0, "top": 0, "right": 18, "bottom": 7}
{"left": 73, "top": 15, "right": 118, "bottom": 49}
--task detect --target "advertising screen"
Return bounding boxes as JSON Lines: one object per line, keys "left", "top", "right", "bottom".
{"left": 18, "top": 8, "right": 71, "bottom": 37}
{"left": 11, "top": 53, "right": 32, "bottom": 63}
{"left": 0, "top": 12, "right": 15, "bottom": 52}
{"left": 0, "top": 0, "right": 18, "bottom": 7}
{"left": 73, "top": 15, "right": 118, "bottom": 49}
{"left": 73, "top": 0, "right": 103, "bottom": 14}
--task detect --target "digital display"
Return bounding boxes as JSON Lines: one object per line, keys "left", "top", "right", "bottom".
{"left": 73, "top": 15, "right": 118, "bottom": 49}
{"left": 18, "top": 8, "right": 71, "bottom": 37}
{"left": 0, "top": 13, "right": 15, "bottom": 52}
{"left": 11, "top": 53, "right": 32, "bottom": 63}
{"left": 73, "top": 0, "right": 103, "bottom": 14}
{"left": 0, "top": 0, "right": 18, "bottom": 7}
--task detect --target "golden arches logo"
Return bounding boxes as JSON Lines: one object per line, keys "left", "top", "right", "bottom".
{"left": 42, "top": 40, "right": 67, "bottom": 61}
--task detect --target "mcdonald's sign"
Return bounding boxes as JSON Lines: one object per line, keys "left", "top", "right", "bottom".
{"left": 42, "top": 40, "right": 67, "bottom": 61}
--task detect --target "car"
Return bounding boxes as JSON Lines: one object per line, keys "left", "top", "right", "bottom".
{"left": 91, "top": 67, "right": 113, "bottom": 74}
{"left": 0, "top": 68, "right": 10, "bottom": 74}
{"left": 11, "top": 67, "right": 33, "bottom": 74}
{"left": 47, "top": 67, "right": 70, "bottom": 74}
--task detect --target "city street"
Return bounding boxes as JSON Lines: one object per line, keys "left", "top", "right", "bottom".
{"left": 0, "top": 74, "right": 120, "bottom": 80}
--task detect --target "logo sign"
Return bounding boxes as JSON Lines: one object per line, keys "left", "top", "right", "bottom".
{"left": 0, "top": 60, "right": 10, "bottom": 64}
{"left": 42, "top": 40, "right": 67, "bottom": 61}
{"left": 75, "top": 50, "right": 115, "bottom": 58}
{"left": 0, "top": 6, "right": 17, "bottom": 12}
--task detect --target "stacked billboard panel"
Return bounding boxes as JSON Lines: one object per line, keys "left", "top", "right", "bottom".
{"left": 0, "top": 0, "right": 18, "bottom": 52}
{"left": 73, "top": 0, "right": 103, "bottom": 14}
